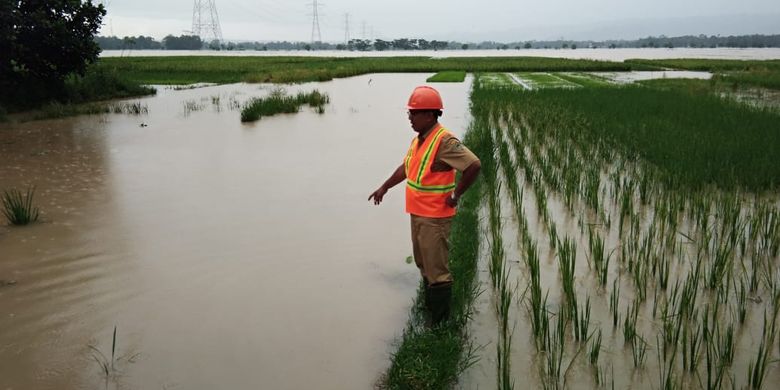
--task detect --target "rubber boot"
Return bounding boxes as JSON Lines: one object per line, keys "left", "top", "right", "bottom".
{"left": 427, "top": 282, "right": 452, "bottom": 327}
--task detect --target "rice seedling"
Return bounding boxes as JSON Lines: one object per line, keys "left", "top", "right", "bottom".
{"left": 681, "top": 309, "right": 703, "bottom": 373}
{"left": 588, "top": 228, "right": 610, "bottom": 286}
{"left": 623, "top": 299, "right": 640, "bottom": 345}
{"left": 2, "top": 186, "right": 40, "bottom": 225}
{"left": 656, "top": 334, "right": 679, "bottom": 390}
{"left": 543, "top": 309, "right": 567, "bottom": 388}
{"left": 572, "top": 295, "right": 591, "bottom": 342}
{"left": 609, "top": 278, "right": 620, "bottom": 328}
{"left": 631, "top": 335, "right": 648, "bottom": 368}
{"left": 746, "top": 310, "right": 778, "bottom": 390}
{"left": 589, "top": 328, "right": 602, "bottom": 365}
{"left": 88, "top": 326, "right": 117, "bottom": 377}
{"left": 557, "top": 236, "right": 577, "bottom": 305}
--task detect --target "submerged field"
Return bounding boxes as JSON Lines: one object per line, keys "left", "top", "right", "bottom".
{"left": 454, "top": 75, "right": 780, "bottom": 389}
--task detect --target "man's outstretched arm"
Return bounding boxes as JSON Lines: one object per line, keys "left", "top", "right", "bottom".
{"left": 368, "top": 164, "right": 406, "bottom": 205}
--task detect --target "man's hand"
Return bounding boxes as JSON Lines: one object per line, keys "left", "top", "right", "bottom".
{"left": 445, "top": 193, "right": 459, "bottom": 208}
{"left": 368, "top": 186, "right": 388, "bottom": 205}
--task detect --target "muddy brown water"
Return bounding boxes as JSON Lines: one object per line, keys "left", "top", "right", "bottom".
{"left": 0, "top": 74, "right": 472, "bottom": 389}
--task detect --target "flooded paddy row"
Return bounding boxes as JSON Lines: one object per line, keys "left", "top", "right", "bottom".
{"left": 0, "top": 74, "right": 472, "bottom": 389}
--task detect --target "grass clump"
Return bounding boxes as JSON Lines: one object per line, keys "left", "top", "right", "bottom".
{"left": 426, "top": 71, "right": 467, "bottom": 82}
{"left": 240, "top": 89, "right": 329, "bottom": 122}
{"left": 2, "top": 186, "right": 40, "bottom": 225}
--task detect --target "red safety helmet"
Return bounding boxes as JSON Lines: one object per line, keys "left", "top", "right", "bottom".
{"left": 406, "top": 86, "right": 443, "bottom": 110}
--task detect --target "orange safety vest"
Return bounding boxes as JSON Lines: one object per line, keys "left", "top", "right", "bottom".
{"left": 404, "top": 125, "right": 457, "bottom": 218}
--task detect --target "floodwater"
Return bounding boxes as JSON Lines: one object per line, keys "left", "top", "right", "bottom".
{"left": 0, "top": 74, "right": 473, "bottom": 389}
{"left": 593, "top": 70, "right": 712, "bottom": 83}
{"left": 100, "top": 48, "right": 780, "bottom": 61}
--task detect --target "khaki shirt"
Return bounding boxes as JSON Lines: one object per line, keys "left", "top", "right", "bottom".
{"left": 415, "top": 124, "right": 479, "bottom": 173}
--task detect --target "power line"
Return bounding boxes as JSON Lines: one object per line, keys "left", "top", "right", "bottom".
{"left": 343, "top": 13, "right": 350, "bottom": 44}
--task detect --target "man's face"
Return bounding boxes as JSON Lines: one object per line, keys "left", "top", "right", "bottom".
{"left": 408, "top": 110, "right": 434, "bottom": 133}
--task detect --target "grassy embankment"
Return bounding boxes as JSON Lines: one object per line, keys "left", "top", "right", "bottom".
{"left": 626, "top": 59, "right": 780, "bottom": 90}
{"left": 426, "top": 71, "right": 467, "bottom": 82}
{"left": 464, "top": 75, "right": 780, "bottom": 388}
{"left": 1, "top": 66, "right": 156, "bottom": 121}
{"left": 96, "top": 56, "right": 650, "bottom": 85}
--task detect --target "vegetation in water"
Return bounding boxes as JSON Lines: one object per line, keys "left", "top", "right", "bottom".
{"left": 2, "top": 186, "right": 40, "bottom": 225}
{"left": 240, "top": 89, "right": 330, "bottom": 122}
{"left": 626, "top": 59, "right": 780, "bottom": 91}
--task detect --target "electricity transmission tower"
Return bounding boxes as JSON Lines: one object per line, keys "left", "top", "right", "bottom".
{"left": 309, "top": 0, "right": 322, "bottom": 43}
{"left": 192, "top": 0, "right": 223, "bottom": 44}
{"left": 343, "top": 13, "right": 350, "bottom": 44}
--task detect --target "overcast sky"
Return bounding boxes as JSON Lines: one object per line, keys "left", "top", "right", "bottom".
{"left": 97, "top": 0, "right": 780, "bottom": 42}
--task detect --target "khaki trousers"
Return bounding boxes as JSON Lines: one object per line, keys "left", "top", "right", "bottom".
{"left": 410, "top": 214, "right": 453, "bottom": 285}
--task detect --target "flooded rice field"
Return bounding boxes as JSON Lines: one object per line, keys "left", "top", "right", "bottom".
{"left": 458, "top": 82, "right": 780, "bottom": 389}
{"left": 0, "top": 74, "right": 472, "bottom": 389}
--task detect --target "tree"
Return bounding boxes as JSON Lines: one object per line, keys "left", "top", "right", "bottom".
{"left": 162, "top": 35, "right": 203, "bottom": 50}
{"left": 1, "top": 0, "right": 106, "bottom": 108}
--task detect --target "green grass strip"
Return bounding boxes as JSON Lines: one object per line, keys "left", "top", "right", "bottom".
{"left": 427, "top": 71, "right": 467, "bottom": 82}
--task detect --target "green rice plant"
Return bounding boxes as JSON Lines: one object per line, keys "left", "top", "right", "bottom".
{"left": 747, "top": 310, "right": 778, "bottom": 390}
{"left": 548, "top": 221, "right": 558, "bottom": 250}
{"left": 736, "top": 278, "right": 748, "bottom": 324}
{"left": 572, "top": 295, "right": 591, "bottom": 342}
{"left": 426, "top": 71, "right": 467, "bottom": 82}
{"left": 609, "top": 278, "right": 620, "bottom": 328}
{"left": 543, "top": 309, "right": 567, "bottom": 388}
{"left": 623, "top": 299, "right": 640, "bottom": 345}
{"left": 589, "top": 328, "right": 602, "bottom": 365}
{"left": 656, "top": 334, "right": 679, "bottom": 390}
{"left": 681, "top": 309, "right": 703, "bottom": 373}
{"left": 588, "top": 228, "right": 610, "bottom": 286}
{"left": 657, "top": 253, "right": 671, "bottom": 290}
{"left": 557, "top": 236, "right": 577, "bottom": 305}
{"left": 632, "top": 256, "right": 648, "bottom": 302}
{"left": 2, "top": 186, "right": 40, "bottom": 225}
{"left": 631, "top": 334, "right": 648, "bottom": 368}
{"left": 88, "top": 326, "right": 117, "bottom": 377}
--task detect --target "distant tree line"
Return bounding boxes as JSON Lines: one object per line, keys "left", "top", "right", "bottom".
{"left": 96, "top": 33, "right": 780, "bottom": 52}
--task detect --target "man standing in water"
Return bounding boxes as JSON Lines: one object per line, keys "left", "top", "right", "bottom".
{"left": 369, "top": 86, "right": 481, "bottom": 326}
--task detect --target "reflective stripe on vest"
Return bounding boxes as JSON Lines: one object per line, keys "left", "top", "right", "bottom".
{"left": 404, "top": 126, "right": 456, "bottom": 218}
